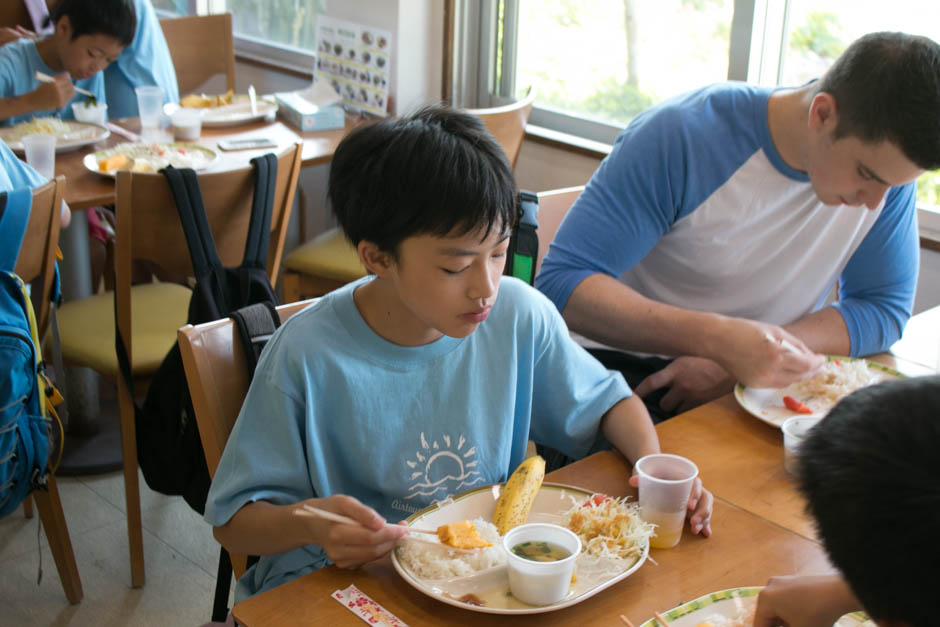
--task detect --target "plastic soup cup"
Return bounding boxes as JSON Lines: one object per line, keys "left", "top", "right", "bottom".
{"left": 781, "top": 416, "right": 822, "bottom": 477}
{"left": 635, "top": 453, "right": 698, "bottom": 549}
{"left": 135, "top": 85, "right": 164, "bottom": 129}
{"left": 171, "top": 109, "right": 202, "bottom": 141}
{"left": 21, "top": 133, "right": 56, "bottom": 179}
{"left": 503, "top": 523, "right": 581, "bottom": 606}
{"left": 71, "top": 101, "right": 108, "bottom": 125}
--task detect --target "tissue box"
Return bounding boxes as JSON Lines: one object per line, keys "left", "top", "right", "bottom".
{"left": 275, "top": 92, "right": 345, "bottom": 131}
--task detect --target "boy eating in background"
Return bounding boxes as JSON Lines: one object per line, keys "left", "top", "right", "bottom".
{"left": 755, "top": 376, "right": 940, "bottom": 627}
{"left": 0, "top": 0, "right": 136, "bottom": 125}
{"left": 205, "top": 106, "right": 713, "bottom": 601}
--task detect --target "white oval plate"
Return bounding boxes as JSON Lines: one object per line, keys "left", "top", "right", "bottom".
{"left": 0, "top": 120, "right": 109, "bottom": 153}
{"left": 734, "top": 356, "right": 903, "bottom": 428}
{"left": 637, "top": 587, "right": 873, "bottom": 626}
{"left": 391, "top": 482, "right": 649, "bottom": 615}
{"left": 83, "top": 142, "right": 219, "bottom": 177}
{"left": 166, "top": 97, "right": 278, "bottom": 127}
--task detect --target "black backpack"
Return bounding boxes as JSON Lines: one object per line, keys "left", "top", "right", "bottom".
{"left": 115, "top": 154, "right": 280, "bottom": 514}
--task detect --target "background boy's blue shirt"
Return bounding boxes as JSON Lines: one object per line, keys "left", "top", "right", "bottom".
{"left": 105, "top": 0, "right": 179, "bottom": 118}
{"left": 205, "top": 276, "right": 631, "bottom": 601}
{"left": 0, "top": 39, "right": 106, "bottom": 126}
{"left": 0, "top": 140, "right": 46, "bottom": 192}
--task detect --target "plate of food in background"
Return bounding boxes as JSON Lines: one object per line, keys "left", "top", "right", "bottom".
{"left": 170, "top": 89, "right": 278, "bottom": 127}
{"left": 734, "top": 356, "right": 903, "bottom": 428}
{"left": 0, "top": 117, "right": 109, "bottom": 153}
{"left": 392, "top": 468, "right": 652, "bottom": 615}
{"left": 83, "top": 142, "right": 218, "bottom": 177}
{"left": 635, "top": 587, "right": 874, "bottom": 627}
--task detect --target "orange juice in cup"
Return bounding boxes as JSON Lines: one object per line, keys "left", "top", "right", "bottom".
{"left": 635, "top": 454, "right": 699, "bottom": 549}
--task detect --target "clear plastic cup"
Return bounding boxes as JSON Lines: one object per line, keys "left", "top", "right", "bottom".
{"left": 71, "top": 101, "right": 108, "bottom": 125}
{"left": 21, "top": 133, "right": 56, "bottom": 179}
{"left": 502, "top": 523, "right": 581, "bottom": 606}
{"left": 135, "top": 85, "right": 164, "bottom": 129}
{"left": 635, "top": 453, "right": 698, "bottom": 549}
{"left": 781, "top": 416, "right": 822, "bottom": 477}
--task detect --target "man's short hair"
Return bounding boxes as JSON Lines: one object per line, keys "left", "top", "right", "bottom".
{"left": 328, "top": 105, "right": 517, "bottom": 255}
{"left": 50, "top": 0, "right": 137, "bottom": 47}
{"left": 817, "top": 31, "right": 940, "bottom": 171}
{"left": 799, "top": 375, "right": 940, "bottom": 625}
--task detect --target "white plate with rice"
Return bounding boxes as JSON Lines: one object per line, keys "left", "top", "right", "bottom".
{"left": 392, "top": 482, "right": 649, "bottom": 615}
{"left": 636, "top": 587, "right": 874, "bottom": 626}
{"left": 0, "top": 117, "right": 109, "bottom": 153}
{"left": 83, "top": 142, "right": 219, "bottom": 177}
{"left": 734, "top": 356, "right": 903, "bottom": 428}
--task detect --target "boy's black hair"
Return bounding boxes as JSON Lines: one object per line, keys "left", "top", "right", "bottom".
{"left": 328, "top": 104, "right": 517, "bottom": 255}
{"left": 817, "top": 31, "right": 940, "bottom": 171}
{"left": 798, "top": 376, "right": 940, "bottom": 626}
{"left": 49, "top": 0, "right": 136, "bottom": 47}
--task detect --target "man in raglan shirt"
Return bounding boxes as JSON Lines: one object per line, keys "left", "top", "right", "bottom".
{"left": 536, "top": 31, "right": 940, "bottom": 425}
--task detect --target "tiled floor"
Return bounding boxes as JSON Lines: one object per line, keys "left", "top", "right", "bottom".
{"left": 1, "top": 469, "right": 228, "bottom": 626}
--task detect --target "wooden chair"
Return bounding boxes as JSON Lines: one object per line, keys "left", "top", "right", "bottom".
{"left": 279, "top": 91, "right": 538, "bottom": 303}
{"left": 0, "top": 2, "right": 30, "bottom": 29}
{"left": 55, "top": 144, "right": 302, "bottom": 587}
{"left": 177, "top": 299, "right": 314, "bottom": 581}
{"left": 159, "top": 13, "right": 235, "bottom": 96}
{"left": 8, "top": 177, "right": 83, "bottom": 604}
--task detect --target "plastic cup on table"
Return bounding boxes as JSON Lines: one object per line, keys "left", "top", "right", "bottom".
{"left": 781, "top": 416, "right": 822, "bottom": 478}
{"left": 135, "top": 85, "right": 164, "bottom": 130}
{"left": 635, "top": 453, "right": 698, "bottom": 549}
{"left": 502, "top": 523, "right": 581, "bottom": 606}
{"left": 21, "top": 133, "right": 56, "bottom": 179}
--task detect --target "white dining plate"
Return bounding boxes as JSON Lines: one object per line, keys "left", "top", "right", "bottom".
{"left": 0, "top": 120, "right": 109, "bottom": 153}
{"left": 166, "top": 97, "right": 278, "bottom": 127}
{"left": 734, "top": 356, "right": 903, "bottom": 428}
{"left": 83, "top": 142, "right": 219, "bottom": 177}
{"left": 391, "top": 482, "right": 649, "bottom": 615}
{"left": 636, "top": 587, "right": 873, "bottom": 626}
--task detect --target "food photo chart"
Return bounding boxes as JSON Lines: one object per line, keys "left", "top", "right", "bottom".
{"left": 315, "top": 16, "right": 391, "bottom": 117}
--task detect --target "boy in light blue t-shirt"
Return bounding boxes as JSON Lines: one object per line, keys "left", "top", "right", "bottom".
{"left": 205, "top": 106, "right": 714, "bottom": 602}
{"left": 0, "top": 0, "right": 136, "bottom": 125}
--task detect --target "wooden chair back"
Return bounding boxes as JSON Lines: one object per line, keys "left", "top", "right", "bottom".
{"left": 14, "top": 175, "right": 64, "bottom": 334}
{"left": 178, "top": 299, "right": 315, "bottom": 577}
{"left": 114, "top": 143, "right": 301, "bottom": 371}
{"left": 467, "top": 88, "right": 536, "bottom": 170}
{"left": 535, "top": 186, "right": 583, "bottom": 275}
{"left": 159, "top": 13, "right": 236, "bottom": 95}
{"left": 0, "top": 1, "right": 36, "bottom": 29}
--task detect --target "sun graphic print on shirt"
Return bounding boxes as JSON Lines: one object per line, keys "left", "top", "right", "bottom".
{"left": 403, "top": 432, "right": 484, "bottom": 500}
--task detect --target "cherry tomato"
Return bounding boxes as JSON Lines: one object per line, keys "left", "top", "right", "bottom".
{"left": 783, "top": 395, "right": 813, "bottom": 414}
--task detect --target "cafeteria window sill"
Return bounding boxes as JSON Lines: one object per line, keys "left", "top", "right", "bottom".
{"left": 524, "top": 124, "right": 612, "bottom": 160}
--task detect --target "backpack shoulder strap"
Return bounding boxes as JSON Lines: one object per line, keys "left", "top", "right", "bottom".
{"left": 230, "top": 301, "right": 281, "bottom": 375}
{"left": 161, "top": 166, "right": 223, "bottom": 278}
{"left": 242, "top": 154, "right": 278, "bottom": 270}
{"left": 0, "top": 188, "right": 33, "bottom": 272}
{"left": 505, "top": 190, "right": 539, "bottom": 285}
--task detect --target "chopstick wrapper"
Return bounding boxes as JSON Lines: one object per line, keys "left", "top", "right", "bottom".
{"left": 332, "top": 584, "right": 409, "bottom": 626}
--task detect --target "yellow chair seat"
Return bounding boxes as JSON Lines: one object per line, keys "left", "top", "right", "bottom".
{"left": 58, "top": 282, "right": 192, "bottom": 376}
{"left": 281, "top": 227, "right": 366, "bottom": 282}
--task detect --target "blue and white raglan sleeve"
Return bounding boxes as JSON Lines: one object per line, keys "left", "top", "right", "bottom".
{"left": 535, "top": 109, "right": 688, "bottom": 314}
{"left": 832, "top": 182, "right": 918, "bottom": 355}
{"left": 526, "top": 290, "right": 631, "bottom": 459}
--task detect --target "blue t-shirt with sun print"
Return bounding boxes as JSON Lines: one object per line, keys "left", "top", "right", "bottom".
{"left": 204, "top": 275, "right": 631, "bottom": 601}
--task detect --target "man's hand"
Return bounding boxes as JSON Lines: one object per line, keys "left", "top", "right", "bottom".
{"left": 297, "top": 494, "right": 408, "bottom": 569}
{"left": 30, "top": 73, "right": 75, "bottom": 111}
{"left": 634, "top": 356, "right": 734, "bottom": 413}
{"left": 753, "top": 574, "right": 861, "bottom": 627}
{"left": 712, "top": 319, "right": 825, "bottom": 389}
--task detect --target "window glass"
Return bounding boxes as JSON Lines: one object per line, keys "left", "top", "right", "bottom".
{"left": 782, "top": 0, "right": 940, "bottom": 206}
{"left": 515, "top": 0, "right": 734, "bottom": 128}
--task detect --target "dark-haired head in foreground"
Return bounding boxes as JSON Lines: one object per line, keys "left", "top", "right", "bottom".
{"left": 799, "top": 376, "right": 940, "bottom": 627}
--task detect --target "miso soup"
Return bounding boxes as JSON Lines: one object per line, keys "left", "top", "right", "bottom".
{"left": 510, "top": 540, "right": 571, "bottom": 562}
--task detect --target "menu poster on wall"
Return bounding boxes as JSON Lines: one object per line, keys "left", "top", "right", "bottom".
{"left": 315, "top": 16, "right": 391, "bottom": 117}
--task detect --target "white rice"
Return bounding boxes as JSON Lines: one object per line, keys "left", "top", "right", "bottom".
{"left": 783, "top": 359, "right": 874, "bottom": 411}
{"left": 395, "top": 518, "right": 506, "bottom": 580}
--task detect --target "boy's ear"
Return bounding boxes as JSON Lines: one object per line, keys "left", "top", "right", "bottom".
{"left": 56, "top": 15, "right": 72, "bottom": 39}
{"left": 357, "top": 240, "right": 394, "bottom": 276}
{"left": 808, "top": 91, "right": 838, "bottom": 134}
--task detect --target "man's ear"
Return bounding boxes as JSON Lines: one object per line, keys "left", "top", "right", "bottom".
{"left": 808, "top": 91, "right": 838, "bottom": 134}
{"left": 357, "top": 240, "right": 394, "bottom": 276}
